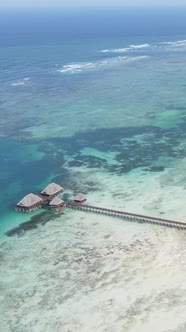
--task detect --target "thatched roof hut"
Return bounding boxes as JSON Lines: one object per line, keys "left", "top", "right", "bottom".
{"left": 41, "top": 182, "right": 63, "bottom": 197}
{"left": 49, "top": 197, "right": 65, "bottom": 207}
{"left": 17, "top": 193, "right": 42, "bottom": 208}
{"left": 74, "top": 193, "right": 87, "bottom": 203}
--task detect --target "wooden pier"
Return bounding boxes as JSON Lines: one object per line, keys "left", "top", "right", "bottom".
{"left": 66, "top": 202, "right": 186, "bottom": 230}
{"left": 15, "top": 184, "right": 186, "bottom": 230}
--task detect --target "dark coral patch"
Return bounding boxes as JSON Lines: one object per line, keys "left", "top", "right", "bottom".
{"left": 5, "top": 211, "right": 59, "bottom": 237}
{"left": 35, "top": 123, "right": 186, "bottom": 175}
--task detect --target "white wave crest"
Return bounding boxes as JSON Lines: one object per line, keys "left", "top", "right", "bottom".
{"left": 11, "top": 77, "right": 30, "bottom": 86}
{"left": 57, "top": 63, "right": 95, "bottom": 73}
{"left": 160, "top": 40, "right": 186, "bottom": 48}
{"left": 57, "top": 56, "right": 149, "bottom": 75}
{"left": 100, "top": 49, "right": 110, "bottom": 53}
{"left": 100, "top": 48, "right": 128, "bottom": 53}
{"left": 127, "top": 55, "right": 149, "bottom": 61}
{"left": 11, "top": 82, "right": 25, "bottom": 86}
{"left": 129, "top": 43, "right": 150, "bottom": 49}
{"left": 99, "top": 43, "right": 150, "bottom": 53}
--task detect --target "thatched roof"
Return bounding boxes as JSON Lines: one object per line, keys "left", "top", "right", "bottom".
{"left": 41, "top": 182, "right": 63, "bottom": 196}
{"left": 17, "top": 193, "right": 42, "bottom": 208}
{"left": 49, "top": 197, "right": 64, "bottom": 206}
{"left": 74, "top": 193, "right": 86, "bottom": 202}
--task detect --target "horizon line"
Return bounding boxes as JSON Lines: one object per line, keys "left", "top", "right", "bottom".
{"left": 1, "top": 4, "right": 186, "bottom": 9}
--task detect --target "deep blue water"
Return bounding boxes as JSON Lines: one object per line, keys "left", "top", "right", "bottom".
{"left": 1, "top": 8, "right": 186, "bottom": 236}
{"left": 0, "top": 8, "right": 186, "bottom": 47}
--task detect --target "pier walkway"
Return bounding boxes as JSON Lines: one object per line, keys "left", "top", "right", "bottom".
{"left": 66, "top": 202, "right": 186, "bottom": 230}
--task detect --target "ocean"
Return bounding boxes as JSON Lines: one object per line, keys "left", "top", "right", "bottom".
{"left": 1, "top": 7, "right": 186, "bottom": 331}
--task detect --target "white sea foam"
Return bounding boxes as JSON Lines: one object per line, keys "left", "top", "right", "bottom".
{"left": 129, "top": 43, "right": 150, "bottom": 49}
{"left": 57, "top": 58, "right": 126, "bottom": 74}
{"left": 11, "top": 77, "right": 30, "bottom": 86}
{"left": 57, "top": 56, "right": 149, "bottom": 75}
{"left": 11, "top": 82, "right": 25, "bottom": 86}
{"left": 100, "top": 49, "right": 110, "bottom": 53}
{"left": 160, "top": 40, "right": 186, "bottom": 48}
{"left": 112, "top": 48, "right": 129, "bottom": 53}
{"left": 100, "top": 43, "right": 150, "bottom": 53}
{"left": 127, "top": 55, "right": 149, "bottom": 61}
{"left": 99, "top": 39, "right": 186, "bottom": 56}
{"left": 57, "top": 62, "right": 95, "bottom": 73}
{"left": 100, "top": 48, "right": 129, "bottom": 53}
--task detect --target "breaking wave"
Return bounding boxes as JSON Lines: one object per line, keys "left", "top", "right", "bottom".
{"left": 100, "top": 39, "right": 186, "bottom": 54}
{"left": 159, "top": 39, "right": 186, "bottom": 48}
{"left": 100, "top": 43, "right": 150, "bottom": 53}
{"left": 57, "top": 63, "right": 95, "bottom": 73}
{"left": 57, "top": 56, "right": 149, "bottom": 75}
{"left": 11, "top": 78, "right": 30, "bottom": 87}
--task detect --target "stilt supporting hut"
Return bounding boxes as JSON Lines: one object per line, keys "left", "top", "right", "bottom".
{"left": 40, "top": 182, "right": 64, "bottom": 199}
{"left": 49, "top": 197, "right": 65, "bottom": 211}
{"left": 74, "top": 193, "right": 87, "bottom": 204}
{"left": 16, "top": 193, "right": 43, "bottom": 213}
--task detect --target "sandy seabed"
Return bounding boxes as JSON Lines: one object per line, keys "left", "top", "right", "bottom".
{"left": 1, "top": 166, "right": 186, "bottom": 332}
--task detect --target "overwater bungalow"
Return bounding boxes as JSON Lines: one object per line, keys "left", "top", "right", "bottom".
{"left": 49, "top": 197, "right": 65, "bottom": 211}
{"left": 16, "top": 193, "right": 43, "bottom": 213}
{"left": 74, "top": 193, "right": 87, "bottom": 204}
{"left": 41, "top": 182, "right": 63, "bottom": 198}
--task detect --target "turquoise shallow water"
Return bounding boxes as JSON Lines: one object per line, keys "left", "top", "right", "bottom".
{"left": 2, "top": 9, "right": 186, "bottom": 332}
{"left": 1, "top": 9, "right": 186, "bottom": 237}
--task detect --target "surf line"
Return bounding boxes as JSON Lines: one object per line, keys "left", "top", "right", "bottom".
{"left": 66, "top": 202, "right": 186, "bottom": 230}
